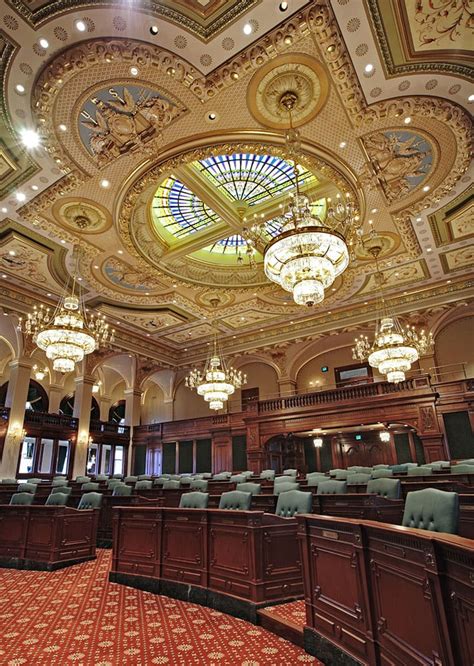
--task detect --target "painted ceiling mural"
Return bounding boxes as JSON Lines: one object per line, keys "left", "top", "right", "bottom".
{"left": 0, "top": 0, "right": 471, "bottom": 367}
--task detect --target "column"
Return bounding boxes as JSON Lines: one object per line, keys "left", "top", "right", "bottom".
{"left": 48, "top": 384, "right": 63, "bottom": 414}
{"left": 1, "top": 358, "right": 34, "bottom": 478}
{"left": 72, "top": 376, "right": 94, "bottom": 478}
{"left": 124, "top": 388, "right": 142, "bottom": 475}
{"left": 162, "top": 397, "right": 174, "bottom": 422}
{"left": 99, "top": 394, "right": 112, "bottom": 422}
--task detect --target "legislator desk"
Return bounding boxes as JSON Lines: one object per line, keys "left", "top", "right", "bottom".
{"left": 313, "top": 493, "right": 404, "bottom": 524}
{"left": 297, "top": 514, "right": 473, "bottom": 666}
{"left": 97, "top": 494, "right": 162, "bottom": 545}
{"left": 110, "top": 506, "right": 303, "bottom": 621}
{"left": 0, "top": 504, "right": 99, "bottom": 570}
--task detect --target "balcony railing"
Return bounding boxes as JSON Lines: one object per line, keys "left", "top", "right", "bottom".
{"left": 90, "top": 420, "right": 131, "bottom": 437}
{"left": 24, "top": 411, "right": 78, "bottom": 429}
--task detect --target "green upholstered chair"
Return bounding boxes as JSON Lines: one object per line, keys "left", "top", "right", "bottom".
{"left": 230, "top": 474, "right": 246, "bottom": 483}
{"left": 402, "top": 488, "right": 459, "bottom": 534}
{"left": 51, "top": 486, "right": 72, "bottom": 495}
{"left": 275, "top": 490, "right": 312, "bottom": 518}
{"left": 283, "top": 468, "right": 297, "bottom": 477}
{"left": 169, "top": 474, "right": 181, "bottom": 480}
{"left": 367, "top": 478, "right": 401, "bottom": 499}
{"left": 218, "top": 490, "right": 252, "bottom": 510}
{"left": 274, "top": 481, "right": 299, "bottom": 495}
{"left": 372, "top": 464, "right": 390, "bottom": 470}
{"left": 162, "top": 480, "right": 180, "bottom": 489}
{"left": 202, "top": 473, "right": 213, "bottom": 479}
{"left": 46, "top": 492, "right": 69, "bottom": 506}
{"left": 135, "top": 480, "right": 153, "bottom": 490}
{"left": 1, "top": 478, "right": 17, "bottom": 484}
{"left": 107, "top": 479, "right": 122, "bottom": 489}
{"left": 274, "top": 475, "right": 294, "bottom": 485}
{"left": 317, "top": 480, "right": 347, "bottom": 495}
{"left": 213, "top": 472, "right": 232, "bottom": 480}
{"left": 371, "top": 469, "right": 393, "bottom": 479}
{"left": 451, "top": 464, "right": 474, "bottom": 474}
{"left": 390, "top": 464, "right": 408, "bottom": 474}
{"left": 10, "top": 492, "right": 35, "bottom": 505}
{"left": 459, "top": 458, "right": 474, "bottom": 464}
{"left": 81, "top": 482, "right": 100, "bottom": 491}
{"left": 329, "top": 469, "right": 343, "bottom": 478}
{"left": 334, "top": 470, "right": 349, "bottom": 480}
{"left": 236, "top": 482, "right": 261, "bottom": 495}
{"left": 78, "top": 492, "right": 103, "bottom": 510}
{"left": 124, "top": 476, "right": 138, "bottom": 483}
{"left": 407, "top": 466, "right": 433, "bottom": 476}
{"left": 18, "top": 482, "right": 37, "bottom": 494}
{"left": 179, "top": 491, "right": 209, "bottom": 509}
{"left": 260, "top": 469, "right": 275, "bottom": 481}
{"left": 306, "top": 472, "right": 327, "bottom": 480}
{"left": 113, "top": 484, "right": 132, "bottom": 496}
{"left": 241, "top": 471, "right": 254, "bottom": 479}
{"left": 29, "top": 478, "right": 42, "bottom": 484}
{"left": 95, "top": 475, "right": 109, "bottom": 481}
{"left": 53, "top": 476, "right": 67, "bottom": 481}
{"left": 347, "top": 473, "right": 371, "bottom": 485}
{"left": 306, "top": 476, "right": 325, "bottom": 488}
{"left": 347, "top": 466, "right": 361, "bottom": 472}
{"left": 112, "top": 474, "right": 123, "bottom": 479}
{"left": 52, "top": 479, "right": 68, "bottom": 487}
{"left": 138, "top": 474, "right": 152, "bottom": 481}
{"left": 153, "top": 477, "right": 167, "bottom": 486}
{"left": 75, "top": 476, "right": 91, "bottom": 483}
{"left": 190, "top": 479, "right": 208, "bottom": 491}
{"left": 179, "top": 477, "right": 192, "bottom": 486}
{"left": 405, "top": 463, "right": 419, "bottom": 469}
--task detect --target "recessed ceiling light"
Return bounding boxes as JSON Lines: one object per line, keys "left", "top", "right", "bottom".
{"left": 208, "top": 112, "right": 217, "bottom": 121}
{"left": 339, "top": 141, "right": 347, "bottom": 148}
{"left": 20, "top": 128, "right": 40, "bottom": 149}
{"left": 1, "top": 274, "right": 7, "bottom": 278}
{"left": 468, "top": 94, "right": 474, "bottom": 102}
{"left": 58, "top": 124, "right": 67, "bottom": 132}
{"left": 31, "top": 185, "right": 38, "bottom": 191}
{"left": 77, "top": 277, "right": 82, "bottom": 281}
{"left": 447, "top": 280, "right": 451, "bottom": 284}
{"left": 416, "top": 217, "right": 422, "bottom": 222}
{"left": 1, "top": 207, "right": 7, "bottom": 213}
{"left": 150, "top": 25, "right": 159, "bottom": 35}
{"left": 15, "top": 192, "right": 26, "bottom": 202}
{"left": 423, "top": 185, "right": 430, "bottom": 192}
{"left": 47, "top": 292, "right": 51, "bottom": 296}
{"left": 279, "top": 1, "right": 288, "bottom": 10}
{"left": 364, "top": 63, "right": 374, "bottom": 73}
{"left": 100, "top": 179, "right": 110, "bottom": 188}
{"left": 94, "top": 265, "right": 99, "bottom": 269}
{"left": 243, "top": 22, "right": 252, "bottom": 35}
{"left": 15, "top": 84, "right": 25, "bottom": 94}
{"left": 39, "top": 38, "right": 49, "bottom": 49}
{"left": 404, "top": 116, "right": 412, "bottom": 124}
{"left": 130, "top": 66, "right": 139, "bottom": 76}
{"left": 117, "top": 249, "right": 123, "bottom": 254}
{"left": 427, "top": 247, "right": 432, "bottom": 252}
{"left": 75, "top": 20, "right": 86, "bottom": 32}
{"left": 8, "top": 250, "right": 16, "bottom": 256}
{"left": 371, "top": 208, "right": 378, "bottom": 213}
{"left": 60, "top": 239, "right": 66, "bottom": 244}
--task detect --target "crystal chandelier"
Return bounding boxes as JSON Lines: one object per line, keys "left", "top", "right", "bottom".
{"left": 262, "top": 91, "right": 362, "bottom": 306}
{"left": 185, "top": 330, "right": 246, "bottom": 411}
{"left": 313, "top": 437, "right": 323, "bottom": 448}
{"left": 352, "top": 234, "right": 433, "bottom": 384}
{"left": 379, "top": 430, "right": 390, "bottom": 443}
{"left": 20, "top": 273, "right": 114, "bottom": 374}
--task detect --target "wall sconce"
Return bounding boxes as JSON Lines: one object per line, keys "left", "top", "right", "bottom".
{"left": 92, "top": 380, "right": 102, "bottom": 394}
{"left": 8, "top": 423, "right": 27, "bottom": 441}
{"left": 379, "top": 431, "right": 390, "bottom": 442}
{"left": 33, "top": 364, "right": 49, "bottom": 381}
{"left": 313, "top": 437, "right": 323, "bottom": 448}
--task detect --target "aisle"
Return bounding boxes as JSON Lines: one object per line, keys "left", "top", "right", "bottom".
{"left": 0, "top": 550, "right": 321, "bottom": 665}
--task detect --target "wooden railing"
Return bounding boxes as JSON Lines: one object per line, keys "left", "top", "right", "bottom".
{"left": 90, "top": 420, "right": 130, "bottom": 438}
{"left": 24, "top": 411, "right": 78, "bottom": 430}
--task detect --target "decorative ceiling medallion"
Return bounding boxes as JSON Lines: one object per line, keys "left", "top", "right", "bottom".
{"left": 195, "top": 291, "right": 236, "bottom": 308}
{"left": 79, "top": 84, "right": 185, "bottom": 164}
{"left": 361, "top": 129, "right": 435, "bottom": 204}
{"left": 428, "top": 188, "right": 474, "bottom": 247}
{"left": 357, "top": 259, "right": 429, "bottom": 295}
{"left": 52, "top": 198, "right": 111, "bottom": 234}
{"left": 440, "top": 246, "right": 474, "bottom": 274}
{"left": 247, "top": 54, "right": 330, "bottom": 129}
{"left": 99, "top": 306, "right": 184, "bottom": 333}
{"left": 355, "top": 232, "right": 400, "bottom": 261}
{"left": 101, "top": 257, "right": 166, "bottom": 293}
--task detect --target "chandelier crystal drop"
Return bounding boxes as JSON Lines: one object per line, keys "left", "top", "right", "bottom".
{"left": 185, "top": 334, "right": 246, "bottom": 411}
{"left": 20, "top": 274, "right": 114, "bottom": 373}
{"left": 262, "top": 91, "right": 361, "bottom": 307}
{"left": 352, "top": 235, "right": 433, "bottom": 384}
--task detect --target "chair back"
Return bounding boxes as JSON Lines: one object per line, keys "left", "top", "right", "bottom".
{"left": 78, "top": 492, "right": 103, "bottom": 510}
{"left": 180, "top": 477, "right": 192, "bottom": 486}
{"left": 138, "top": 474, "right": 152, "bottom": 481}
{"left": 107, "top": 479, "right": 122, "bottom": 489}
{"left": 407, "top": 466, "right": 433, "bottom": 476}
{"left": 230, "top": 474, "right": 246, "bottom": 483}
{"left": 190, "top": 479, "right": 208, "bottom": 491}
{"left": 112, "top": 474, "right": 123, "bottom": 479}
{"left": 347, "top": 473, "right": 371, "bottom": 485}
{"left": 17, "top": 483, "right": 37, "bottom": 494}
{"left": 10, "top": 492, "right": 34, "bottom": 505}
{"left": 367, "top": 478, "right": 401, "bottom": 499}
{"left": 241, "top": 471, "right": 253, "bottom": 479}
{"left": 391, "top": 464, "right": 408, "bottom": 474}
{"left": 95, "top": 475, "right": 109, "bottom": 481}
{"left": 275, "top": 490, "right": 312, "bottom": 517}
{"left": 306, "top": 472, "right": 327, "bottom": 480}
{"left": 402, "top": 488, "right": 459, "bottom": 534}
{"left": 163, "top": 480, "right": 180, "bottom": 489}
{"left": 274, "top": 475, "right": 294, "bottom": 485}
{"left": 236, "top": 482, "right": 261, "bottom": 495}
{"left": 201, "top": 473, "right": 213, "bottom": 479}
{"left": 135, "top": 480, "right": 153, "bottom": 490}
{"left": 405, "top": 463, "right": 419, "bottom": 469}
{"left": 260, "top": 469, "right": 275, "bottom": 480}
{"left": 218, "top": 490, "right": 252, "bottom": 510}
{"left": 46, "top": 492, "right": 69, "bottom": 506}
{"left": 75, "top": 476, "right": 91, "bottom": 483}
{"left": 51, "top": 486, "right": 72, "bottom": 495}
{"left": 179, "top": 492, "right": 209, "bottom": 509}
{"left": 283, "top": 468, "right": 297, "bottom": 477}
{"left": 124, "top": 476, "right": 138, "bottom": 483}
{"left": 52, "top": 479, "right": 68, "bottom": 487}
{"left": 317, "top": 480, "right": 347, "bottom": 495}
{"left": 371, "top": 469, "right": 393, "bottom": 479}
{"left": 153, "top": 477, "right": 167, "bottom": 486}
{"left": 113, "top": 484, "right": 133, "bottom": 496}
{"left": 1, "top": 478, "right": 17, "bottom": 484}
{"left": 329, "top": 469, "right": 343, "bottom": 477}
{"left": 372, "top": 464, "right": 390, "bottom": 470}
{"left": 451, "top": 464, "right": 474, "bottom": 474}
{"left": 29, "top": 478, "right": 42, "bottom": 484}
{"left": 274, "top": 481, "right": 299, "bottom": 495}
{"left": 213, "top": 472, "right": 231, "bottom": 481}
{"left": 81, "top": 482, "right": 100, "bottom": 491}
{"left": 334, "top": 470, "right": 349, "bottom": 480}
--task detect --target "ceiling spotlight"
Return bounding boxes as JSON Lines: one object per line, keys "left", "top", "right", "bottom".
{"left": 60, "top": 239, "right": 66, "bottom": 244}
{"left": 404, "top": 116, "right": 412, "bottom": 124}
{"left": 130, "top": 66, "right": 139, "bottom": 76}
{"left": 468, "top": 94, "right": 474, "bottom": 102}
{"left": 416, "top": 217, "right": 422, "bottom": 222}
{"left": 100, "top": 179, "right": 110, "bottom": 188}
{"left": 31, "top": 185, "right": 39, "bottom": 191}
{"left": 1, "top": 207, "right": 7, "bottom": 213}
{"left": 20, "top": 128, "right": 40, "bottom": 149}
{"left": 371, "top": 208, "right": 378, "bottom": 213}
{"left": 117, "top": 249, "right": 123, "bottom": 254}
{"left": 75, "top": 20, "right": 86, "bottom": 32}
{"left": 339, "top": 141, "right": 347, "bottom": 148}
{"left": 364, "top": 63, "right": 374, "bottom": 73}
{"left": 426, "top": 247, "right": 432, "bottom": 252}
{"left": 8, "top": 250, "right": 16, "bottom": 256}
{"left": 150, "top": 25, "right": 159, "bottom": 35}
{"left": 423, "top": 185, "right": 430, "bottom": 192}
{"left": 15, "top": 84, "right": 26, "bottom": 94}
{"left": 58, "top": 124, "right": 67, "bottom": 132}
{"left": 15, "top": 192, "right": 26, "bottom": 202}
{"left": 279, "top": 1, "right": 289, "bottom": 10}
{"left": 243, "top": 23, "right": 252, "bottom": 35}
{"left": 38, "top": 38, "right": 49, "bottom": 49}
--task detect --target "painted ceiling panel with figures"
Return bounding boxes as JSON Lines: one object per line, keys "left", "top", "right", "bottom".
{"left": 0, "top": 0, "right": 472, "bottom": 368}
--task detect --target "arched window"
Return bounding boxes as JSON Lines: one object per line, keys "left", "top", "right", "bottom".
{"left": 109, "top": 399, "right": 126, "bottom": 424}
{"left": 0, "top": 379, "right": 49, "bottom": 412}
{"left": 60, "top": 393, "right": 100, "bottom": 419}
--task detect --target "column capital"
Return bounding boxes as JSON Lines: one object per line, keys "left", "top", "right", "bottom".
{"left": 74, "top": 375, "right": 95, "bottom": 387}
{"left": 124, "top": 387, "right": 143, "bottom": 398}
{"left": 8, "top": 357, "right": 35, "bottom": 371}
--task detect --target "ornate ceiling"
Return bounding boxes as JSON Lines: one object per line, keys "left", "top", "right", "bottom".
{"left": 0, "top": 0, "right": 473, "bottom": 369}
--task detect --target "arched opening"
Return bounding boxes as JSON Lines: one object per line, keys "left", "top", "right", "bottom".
{"left": 109, "top": 399, "right": 126, "bottom": 424}
{"left": 0, "top": 379, "right": 49, "bottom": 412}
{"left": 59, "top": 393, "right": 100, "bottom": 420}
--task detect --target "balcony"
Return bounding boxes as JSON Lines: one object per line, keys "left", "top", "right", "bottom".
{"left": 23, "top": 410, "right": 78, "bottom": 430}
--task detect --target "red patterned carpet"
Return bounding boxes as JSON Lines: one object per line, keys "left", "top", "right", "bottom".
{"left": 261, "top": 601, "right": 307, "bottom": 629}
{"left": 0, "top": 550, "right": 321, "bottom": 665}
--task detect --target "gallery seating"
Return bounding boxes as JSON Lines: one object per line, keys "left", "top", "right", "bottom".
{"left": 402, "top": 488, "right": 459, "bottom": 534}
